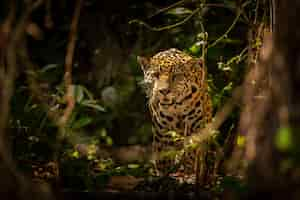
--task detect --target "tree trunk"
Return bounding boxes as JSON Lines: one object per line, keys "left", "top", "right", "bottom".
{"left": 240, "top": 0, "right": 300, "bottom": 196}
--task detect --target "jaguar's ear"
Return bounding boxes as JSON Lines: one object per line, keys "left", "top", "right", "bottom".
{"left": 137, "top": 56, "right": 150, "bottom": 72}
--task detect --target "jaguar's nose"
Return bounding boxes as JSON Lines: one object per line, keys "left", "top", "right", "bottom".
{"left": 159, "top": 88, "right": 170, "bottom": 95}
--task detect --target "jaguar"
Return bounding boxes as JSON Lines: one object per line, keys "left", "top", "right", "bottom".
{"left": 138, "top": 48, "right": 213, "bottom": 179}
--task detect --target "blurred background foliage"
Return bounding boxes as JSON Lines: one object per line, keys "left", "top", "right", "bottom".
{"left": 1, "top": 0, "right": 268, "bottom": 191}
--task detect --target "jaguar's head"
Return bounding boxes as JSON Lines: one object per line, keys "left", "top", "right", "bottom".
{"left": 138, "top": 48, "right": 204, "bottom": 103}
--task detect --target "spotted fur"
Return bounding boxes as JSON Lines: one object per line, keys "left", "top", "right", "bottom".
{"left": 138, "top": 48, "right": 212, "bottom": 175}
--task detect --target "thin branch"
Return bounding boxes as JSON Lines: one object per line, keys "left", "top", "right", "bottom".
{"left": 129, "top": 7, "right": 200, "bottom": 32}
{"left": 253, "top": 0, "right": 260, "bottom": 25}
{"left": 130, "top": 1, "right": 247, "bottom": 33}
{"left": 222, "top": 47, "right": 249, "bottom": 69}
{"left": 44, "top": 0, "right": 54, "bottom": 29}
{"left": 60, "top": 0, "right": 82, "bottom": 125}
{"left": 147, "top": 0, "right": 187, "bottom": 19}
{"left": 148, "top": 2, "right": 238, "bottom": 20}
{"left": 205, "top": 3, "right": 234, "bottom": 9}
{"left": 208, "top": 10, "right": 241, "bottom": 48}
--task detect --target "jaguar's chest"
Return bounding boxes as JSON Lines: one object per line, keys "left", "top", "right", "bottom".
{"left": 149, "top": 88, "right": 207, "bottom": 136}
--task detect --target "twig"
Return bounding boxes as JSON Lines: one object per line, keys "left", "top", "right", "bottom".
{"left": 129, "top": 7, "right": 200, "bottom": 32}
{"left": 130, "top": 1, "right": 246, "bottom": 33}
{"left": 30, "top": 0, "right": 45, "bottom": 10}
{"left": 147, "top": 0, "right": 187, "bottom": 19}
{"left": 208, "top": 10, "right": 241, "bottom": 48}
{"left": 44, "top": 0, "right": 54, "bottom": 29}
{"left": 148, "top": 2, "right": 236, "bottom": 20}
{"left": 205, "top": 3, "right": 233, "bottom": 9}
{"left": 222, "top": 47, "right": 249, "bottom": 68}
{"left": 60, "top": 0, "right": 82, "bottom": 126}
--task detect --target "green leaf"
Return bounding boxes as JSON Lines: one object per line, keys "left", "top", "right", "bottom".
{"left": 40, "top": 64, "right": 60, "bottom": 73}
{"left": 275, "top": 126, "right": 293, "bottom": 151}
{"left": 127, "top": 164, "right": 140, "bottom": 169}
{"left": 222, "top": 82, "right": 233, "bottom": 93}
{"left": 81, "top": 86, "right": 94, "bottom": 100}
{"left": 71, "top": 150, "right": 80, "bottom": 159}
{"left": 166, "top": 7, "right": 192, "bottom": 16}
{"left": 72, "top": 117, "right": 93, "bottom": 129}
{"left": 237, "top": 135, "right": 245, "bottom": 147}
{"left": 189, "top": 44, "right": 201, "bottom": 54}
{"left": 99, "top": 128, "right": 107, "bottom": 137}
{"left": 81, "top": 100, "right": 106, "bottom": 112}
{"left": 73, "top": 85, "right": 85, "bottom": 103}
{"left": 72, "top": 84, "right": 96, "bottom": 103}
{"left": 105, "top": 137, "right": 113, "bottom": 146}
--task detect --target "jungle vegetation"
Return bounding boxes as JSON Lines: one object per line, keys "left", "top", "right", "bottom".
{"left": 0, "top": 0, "right": 299, "bottom": 199}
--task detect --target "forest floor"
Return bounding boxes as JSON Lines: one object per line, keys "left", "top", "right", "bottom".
{"left": 16, "top": 144, "right": 246, "bottom": 198}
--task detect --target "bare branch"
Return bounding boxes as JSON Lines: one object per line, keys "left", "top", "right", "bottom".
{"left": 60, "top": 0, "right": 83, "bottom": 126}
{"left": 129, "top": 7, "right": 201, "bottom": 32}
{"left": 208, "top": 10, "right": 241, "bottom": 48}
{"left": 147, "top": 0, "right": 187, "bottom": 19}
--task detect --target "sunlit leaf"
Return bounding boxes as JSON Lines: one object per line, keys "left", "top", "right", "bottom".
{"left": 237, "top": 135, "right": 245, "bottom": 147}
{"left": 166, "top": 7, "right": 192, "bottom": 16}
{"left": 106, "top": 137, "right": 113, "bottom": 146}
{"left": 254, "top": 38, "right": 262, "bottom": 49}
{"left": 81, "top": 100, "right": 106, "bottom": 112}
{"left": 87, "top": 155, "right": 94, "bottom": 160}
{"left": 72, "top": 151, "right": 80, "bottom": 159}
{"left": 189, "top": 44, "right": 201, "bottom": 54}
{"left": 275, "top": 126, "right": 292, "bottom": 151}
{"left": 86, "top": 144, "right": 98, "bottom": 160}
{"left": 127, "top": 164, "right": 140, "bottom": 169}
{"left": 197, "top": 32, "right": 208, "bottom": 40}
{"left": 217, "top": 62, "right": 225, "bottom": 70}
{"left": 223, "top": 82, "right": 233, "bottom": 92}
{"left": 96, "top": 162, "right": 106, "bottom": 171}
